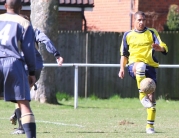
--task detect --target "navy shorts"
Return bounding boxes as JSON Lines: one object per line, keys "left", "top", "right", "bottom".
{"left": 127, "top": 63, "right": 157, "bottom": 84}
{"left": 0, "top": 57, "right": 31, "bottom": 102}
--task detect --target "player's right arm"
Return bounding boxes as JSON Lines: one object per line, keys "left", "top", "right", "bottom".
{"left": 118, "top": 56, "right": 128, "bottom": 79}
{"left": 118, "top": 32, "right": 129, "bottom": 79}
{"left": 28, "top": 75, "right": 36, "bottom": 87}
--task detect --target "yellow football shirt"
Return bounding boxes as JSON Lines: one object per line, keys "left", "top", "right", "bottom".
{"left": 120, "top": 27, "right": 168, "bottom": 67}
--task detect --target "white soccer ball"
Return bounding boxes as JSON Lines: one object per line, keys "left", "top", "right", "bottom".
{"left": 140, "top": 78, "right": 156, "bottom": 94}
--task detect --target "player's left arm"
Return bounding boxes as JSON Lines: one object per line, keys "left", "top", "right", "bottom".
{"left": 152, "top": 43, "right": 165, "bottom": 52}
{"left": 35, "top": 28, "right": 63, "bottom": 66}
{"left": 151, "top": 28, "right": 168, "bottom": 55}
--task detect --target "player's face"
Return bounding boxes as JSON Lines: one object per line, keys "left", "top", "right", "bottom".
{"left": 134, "top": 14, "right": 146, "bottom": 31}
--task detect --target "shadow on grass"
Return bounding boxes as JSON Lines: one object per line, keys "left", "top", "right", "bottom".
{"left": 66, "top": 131, "right": 164, "bottom": 134}
{"left": 133, "top": 131, "right": 163, "bottom": 134}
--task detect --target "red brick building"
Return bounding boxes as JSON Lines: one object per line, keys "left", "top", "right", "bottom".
{"left": 85, "top": 0, "right": 179, "bottom": 32}
{"left": 0, "top": 0, "right": 179, "bottom": 32}
{"left": 0, "top": 0, "right": 94, "bottom": 31}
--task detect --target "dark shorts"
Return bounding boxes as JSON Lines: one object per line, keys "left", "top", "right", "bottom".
{"left": 127, "top": 63, "right": 157, "bottom": 84}
{"left": 0, "top": 57, "right": 31, "bottom": 102}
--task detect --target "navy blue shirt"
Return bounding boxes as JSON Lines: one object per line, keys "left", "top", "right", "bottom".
{"left": 0, "top": 13, "right": 36, "bottom": 74}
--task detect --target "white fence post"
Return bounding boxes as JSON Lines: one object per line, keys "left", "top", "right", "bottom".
{"left": 74, "top": 65, "right": 78, "bottom": 109}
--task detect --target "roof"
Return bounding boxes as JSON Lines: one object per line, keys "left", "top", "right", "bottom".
{"left": 0, "top": 0, "right": 94, "bottom": 7}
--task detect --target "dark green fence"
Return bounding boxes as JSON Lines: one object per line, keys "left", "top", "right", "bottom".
{"left": 55, "top": 31, "right": 179, "bottom": 99}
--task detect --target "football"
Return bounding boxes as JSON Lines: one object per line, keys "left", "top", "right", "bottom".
{"left": 140, "top": 78, "right": 156, "bottom": 94}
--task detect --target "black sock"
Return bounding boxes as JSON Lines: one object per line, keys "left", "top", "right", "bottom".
{"left": 21, "top": 113, "right": 36, "bottom": 138}
{"left": 15, "top": 108, "right": 23, "bottom": 130}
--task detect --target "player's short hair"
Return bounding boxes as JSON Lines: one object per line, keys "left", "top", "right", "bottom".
{"left": 6, "top": 0, "right": 21, "bottom": 10}
{"left": 134, "top": 11, "right": 146, "bottom": 19}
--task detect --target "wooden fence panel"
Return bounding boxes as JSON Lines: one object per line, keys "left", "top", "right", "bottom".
{"left": 155, "top": 32, "right": 179, "bottom": 99}
{"left": 56, "top": 31, "right": 86, "bottom": 96}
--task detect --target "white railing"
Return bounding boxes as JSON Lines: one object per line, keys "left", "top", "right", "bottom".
{"left": 44, "top": 63, "right": 179, "bottom": 109}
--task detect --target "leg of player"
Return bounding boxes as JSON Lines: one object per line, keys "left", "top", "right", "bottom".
{"left": 146, "top": 92, "right": 156, "bottom": 134}
{"left": 134, "top": 62, "right": 152, "bottom": 108}
{"left": 10, "top": 105, "right": 17, "bottom": 125}
{"left": 17, "top": 100, "right": 36, "bottom": 138}
{"left": 2, "top": 51, "right": 36, "bottom": 138}
{"left": 135, "top": 62, "right": 156, "bottom": 133}
{"left": 11, "top": 103, "right": 25, "bottom": 134}
{"left": 11, "top": 85, "right": 37, "bottom": 134}
{"left": 10, "top": 70, "right": 41, "bottom": 135}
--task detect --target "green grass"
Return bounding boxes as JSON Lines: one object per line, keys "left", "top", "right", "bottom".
{"left": 56, "top": 92, "right": 71, "bottom": 101}
{"left": 0, "top": 98, "right": 179, "bottom": 138}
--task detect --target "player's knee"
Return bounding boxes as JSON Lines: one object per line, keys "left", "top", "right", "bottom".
{"left": 136, "top": 62, "right": 146, "bottom": 72}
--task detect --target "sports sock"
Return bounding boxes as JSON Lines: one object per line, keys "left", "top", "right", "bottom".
{"left": 136, "top": 74, "right": 146, "bottom": 89}
{"left": 146, "top": 106, "right": 156, "bottom": 129}
{"left": 21, "top": 113, "right": 36, "bottom": 138}
{"left": 15, "top": 108, "right": 24, "bottom": 130}
{"left": 136, "top": 71, "right": 146, "bottom": 100}
{"left": 139, "top": 91, "right": 146, "bottom": 100}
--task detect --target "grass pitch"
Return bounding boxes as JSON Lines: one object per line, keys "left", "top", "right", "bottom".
{"left": 0, "top": 97, "right": 179, "bottom": 138}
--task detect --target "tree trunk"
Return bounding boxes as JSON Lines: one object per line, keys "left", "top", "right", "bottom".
{"left": 30, "top": 0, "right": 59, "bottom": 104}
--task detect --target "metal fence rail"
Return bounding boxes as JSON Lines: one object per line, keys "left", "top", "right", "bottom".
{"left": 44, "top": 63, "right": 179, "bottom": 108}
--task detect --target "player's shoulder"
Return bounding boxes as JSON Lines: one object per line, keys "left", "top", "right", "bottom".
{"left": 147, "top": 28, "right": 158, "bottom": 33}
{"left": 0, "top": 13, "right": 30, "bottom": 29}
{"left": 124, "top": 30, "right": 133, "bottom": 34}
{"left": 0, "top": 13, "right": 5, "bottom": 18}
{"left": 16, "top": 15, "right": 31, "bottom": 29}
{"left": 123, "top": 30, "right": 133, "bottom": 37}
{"left": 0, "top": 13, "right": 8, "bottom": 20}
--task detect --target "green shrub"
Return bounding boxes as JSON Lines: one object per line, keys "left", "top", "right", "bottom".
{"left": 166, "top": 4, "right": 179, "bottom": 31}
{"left": 56, "top": 92, "right": 71, "bottom": 101}
{"left": 109, "top": 94, "right": 121, "bottom": 100}
{"left": 89, "top": 94, "right": 98, "bottom": 100}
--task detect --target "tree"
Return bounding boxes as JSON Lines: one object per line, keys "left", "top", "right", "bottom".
{"left": 30, "top": 0, "right": 59, "bottom": 104}
{"left": 165, "top": 4, "right": 179, "bottom": 31}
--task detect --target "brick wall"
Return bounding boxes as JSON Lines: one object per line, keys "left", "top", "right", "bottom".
{"left": 0, "top": 10, "right": 82, "bottom": 30}
{"left": 0, "top": 10, "right": 31, "bottom": 19}
{"left": 1, "top": 0, "right": 178, "bottom": 32}
{"left": 58, "top": 11, "right": 82, "bottom": 30}
{"left": 21, "top": 10, "right": 31, "bottom": 17}
{"left": 85, "top": 0, "right": 133, "bottom": 32}
{"left": 138, "top": 0, "right": 179, "bottom": 31}
{"left": 20, "top": 10, "right": 82, "bottom": 30}
{"left": 85, "top": 0, "right": 179, "bottom": 32}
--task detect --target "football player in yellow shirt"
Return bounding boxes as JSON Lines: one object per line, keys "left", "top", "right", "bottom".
{"left": 118, "top": 11, "right": 168, "bottom": 134}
